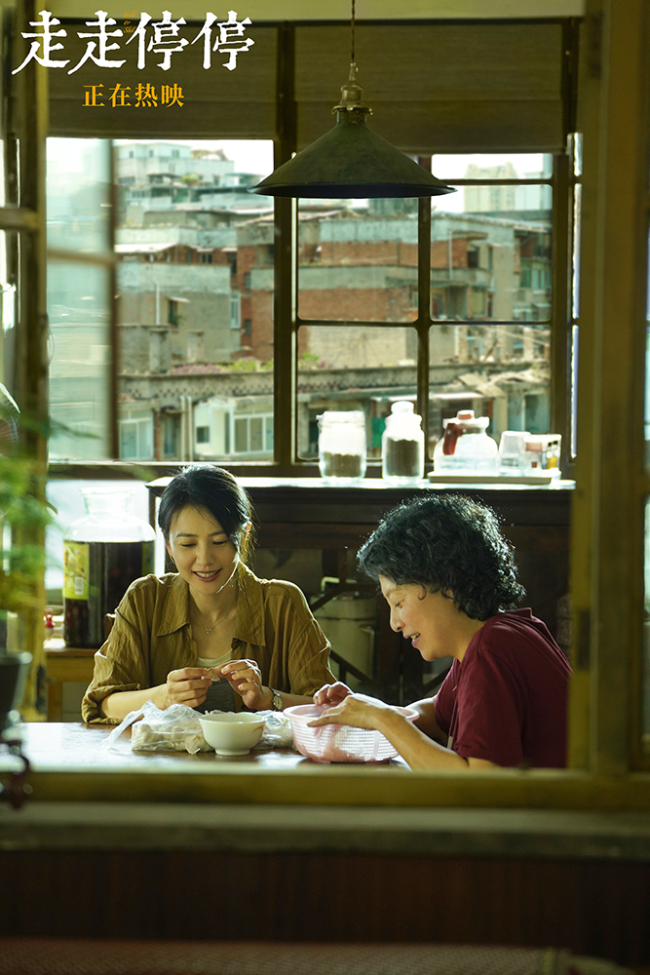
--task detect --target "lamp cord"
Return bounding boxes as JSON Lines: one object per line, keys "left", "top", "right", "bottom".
{"left": 351, "top": 0, "right": 355, "bottom": 65}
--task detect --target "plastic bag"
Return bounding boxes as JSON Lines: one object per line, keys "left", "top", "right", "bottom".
{"left": 102, "top": 701, "right": 295, "bottom": 754}
{"left": 103, "top": 700, "right": 212, "bottom": 755}
{"left": 256, "top": 710, "right": 294, "bottom": 748}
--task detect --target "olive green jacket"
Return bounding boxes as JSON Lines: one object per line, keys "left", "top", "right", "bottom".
{"left": 81, "top": 564, "right": 334, "bottom": 724}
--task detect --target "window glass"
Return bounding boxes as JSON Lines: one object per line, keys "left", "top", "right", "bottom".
{"left": 297, "top": 198, "right": 419, "bottom": 323}
{"left": 423, "top": 154, "right": 554, "bottom": 463}
{"left": 428, "top": 322, "right": 551, "bottom": 458}
{"left": 47, "top": 140, "right": 113, "bottom": 460}
{"left": 573, "top": 183, "right": 582, "bottom": 321}
{"left": 228, "top": 411, "right": 273, "bottom": 458}
{"left": 571, "top": 324, "right": 579, "bottom": 460}
{"left": 47, "top": 262, "right": 112, "bottom": 460}
{"left": 431, "top": 154, "right": 552, "bottom": 323}
{"left": 47, "top": 139, "right": 111, "bottom": 254}
{"left": 0, "top": 230, "right": 16, "bottom": 436}
{"left": 573, "top": 133, "right": 583, "bottom": 177}
{"left": 296, "top": 324, "right": 417, "bottom": 460}
{"left": 432, "top": 153, "right": 553, "bottom": 192}
{"left": 114, "top": 139, "right": 274, "bottom": 463}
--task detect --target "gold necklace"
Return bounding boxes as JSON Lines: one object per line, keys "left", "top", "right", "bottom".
{"left": 192, "top": 594, "right": 237, "bottom": 635}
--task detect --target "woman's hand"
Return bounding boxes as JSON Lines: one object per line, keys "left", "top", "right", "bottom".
{"left": 215, "top": 659, "right": 268, "bottom": 710}
{"left": 157, "top": 667, "right": 213, "bottom": 709}
{"left": 313, "top": 681, "right": 353, "bottom": 708}
{"left": 308, "top": 692, "right": 395, "bottom": 731}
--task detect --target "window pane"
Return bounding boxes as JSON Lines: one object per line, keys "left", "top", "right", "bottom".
{"left": 250, "top": 416, "right": 263, "bottom": 452}
{"left": 297, "top": 199, "right": 419, "bottom": 323}
{"left": 234, "top": 417, "right": 247, "bottom": 453}
{"left": 571, "top": 324, "right": 579, "bottom": 460}
{"left": 48, "top": 262, "right": 112, "bottom": 460}
{"left": 573, "top": 183, "right": 582, "bottom": 320}
{"left": 47, "top": 139, "right": 113, "bottom": 460}
{"left": 296, "top": 324, "right": 417, "bottom": 460}
{"left": 429, "top": 153, "right": 552, "bottom": 323}
{"left": 432, "top": 152, "right": 553, "bottom": 189}
{"left": 114, "top": 139, "right": 274, "bottom": 463}
{"left": 47, "top": 139, "right": 111, "bottom": 254}
{"left": 428, "top": 322, "right": 551, "bottom": 457}
{"left": 0, "top": 230, "right": 16, "bottom": 449}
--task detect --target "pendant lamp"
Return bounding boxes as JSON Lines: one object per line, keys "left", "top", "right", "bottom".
{"left": 248, "top": 4, "right": 455, "bottom": 200}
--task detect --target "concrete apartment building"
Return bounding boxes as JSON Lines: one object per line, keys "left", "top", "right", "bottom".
{"left": 113, "top": 145, "right": 552, "bottom": 461}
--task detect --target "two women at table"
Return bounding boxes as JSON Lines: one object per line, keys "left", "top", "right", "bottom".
{"left": 82, "top": 466, "right": 334, "bottom": 724}
{"left": 83, "top": 466, "right": 570, "bottom": 772}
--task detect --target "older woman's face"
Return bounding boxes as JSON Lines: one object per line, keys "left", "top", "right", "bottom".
{"left": 379, "top": 575, "right": 464, "bottom": 662}
{"left": 166, "top": 505, "right": 239, "bottom": 598}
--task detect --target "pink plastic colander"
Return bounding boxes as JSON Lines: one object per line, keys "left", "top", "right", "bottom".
{"left": 285, "top": 703, "right": 418, "bottom": 764}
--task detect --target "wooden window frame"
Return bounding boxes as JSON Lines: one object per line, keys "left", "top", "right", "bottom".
{"left": 7, "top": 3, "right": 650, "bottom": 805}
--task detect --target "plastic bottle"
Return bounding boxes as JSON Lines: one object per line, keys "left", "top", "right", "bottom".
{"left": 63, "top": 488, "right": 156, "bottom": 648}
{"left": 382, "top": 401, "right": 425, "bottom": 484}
{"left": 433, "top": 409, "right": 499, "bottom": 474}
{"left": 318, "top": 411, "right": 367, "bottom": 482}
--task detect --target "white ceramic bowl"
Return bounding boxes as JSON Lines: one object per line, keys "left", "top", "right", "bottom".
{"left": 198, "top": 712, "right": 266, "bottom": 756}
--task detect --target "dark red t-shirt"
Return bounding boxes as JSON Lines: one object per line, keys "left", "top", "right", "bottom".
{"left": 434, "top": 609, "right": 571, "bottom": 768}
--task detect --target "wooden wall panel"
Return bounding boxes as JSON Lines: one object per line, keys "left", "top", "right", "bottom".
{"left": 2, "top": 849, "right": 649, "bottom": 966}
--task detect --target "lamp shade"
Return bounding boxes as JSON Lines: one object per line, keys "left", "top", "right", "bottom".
{"left": 248, "top": 109, "right": 456, "bottom": 199}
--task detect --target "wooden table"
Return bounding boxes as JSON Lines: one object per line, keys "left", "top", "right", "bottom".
{"left": 1, "top": 721, "right": 408, "bottom": 775}
{"left": 0, "top": 719, "right": 419, "bottom": 808}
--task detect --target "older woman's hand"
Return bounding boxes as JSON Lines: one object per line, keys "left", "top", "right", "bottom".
{"left": 313, "top": 681, "right": 352, "bottom": 708}
{"left": 215, "top": 659, "right": 267, "bottom": 709}
{"left": 308, "top": 692, "right": 395, "bottom": 731}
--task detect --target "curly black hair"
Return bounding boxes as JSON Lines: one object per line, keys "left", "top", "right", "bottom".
{"left": 357, "top": 494, "right": 525, "bottom": 620}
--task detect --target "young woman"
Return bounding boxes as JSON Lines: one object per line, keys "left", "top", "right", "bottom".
{"left": 82, "top": 466, "right": 334, "bottom": 723}
{"left": 311, "top": 494, "right": 571, "bottom": 771}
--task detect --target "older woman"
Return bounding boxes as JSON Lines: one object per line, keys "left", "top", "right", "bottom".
{"left": 311, "top": 494, "right": 571, "bottom": 770}
{"left": 82, "top": 465, "right": 334, "bottom": 723}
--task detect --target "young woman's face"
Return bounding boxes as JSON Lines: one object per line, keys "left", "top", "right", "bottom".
{"left": 379, "top": 575, "right": 463, "bottom": 662}
{"left": 166, "top": 505, "right": 240, "bottom": 597}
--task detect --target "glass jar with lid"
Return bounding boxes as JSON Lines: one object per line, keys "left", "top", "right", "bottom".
{"left": 318, "top": 411, "right": 367, "bottom": 483}
{"left": 382, "top": 401, "right": 425, "bottom": 484}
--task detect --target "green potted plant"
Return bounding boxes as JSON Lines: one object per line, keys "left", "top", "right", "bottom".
{"left": 0, "top": 386, "right": 51, "bottom": 728}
